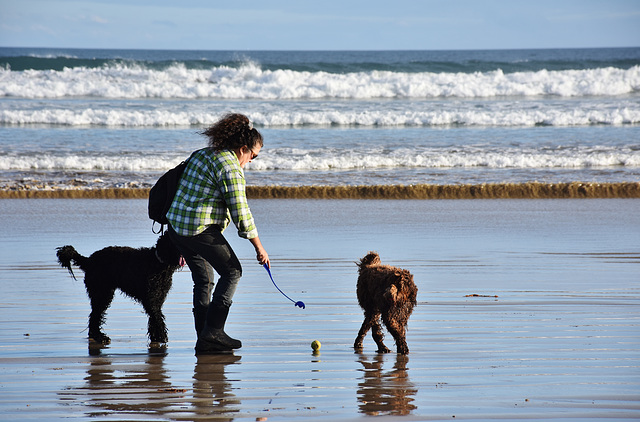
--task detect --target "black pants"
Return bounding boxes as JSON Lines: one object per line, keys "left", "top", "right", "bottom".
{"left": 168, "top": 225, "right": 242, "bottom": 311}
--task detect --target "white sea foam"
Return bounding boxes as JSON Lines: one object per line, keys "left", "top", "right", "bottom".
{"left": 0, "top": 154, "right": 181, "bottom": 172}
{"left": 1, "top": 63, "right": 639, "bottom": 100}
{"left": 1, "top": 102, "right": 639, "bottom": 127}
{"left": 253, "top": 148, "right": 640, "bottom": 171}
{"left": 2, "top": 148, "right": 637, "bottom": 173}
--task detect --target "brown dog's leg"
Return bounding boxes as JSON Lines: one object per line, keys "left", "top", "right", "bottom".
{"left": 383, "top": 315, "right": 409, "bottom": 354}
{"left": 354, "top": 311, "right": 375, "bottom": 350}
{"left": 371, "top": 313, "right": 391, "bottom": 353}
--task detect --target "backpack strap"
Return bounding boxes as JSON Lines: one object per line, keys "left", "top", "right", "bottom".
{"left": 152, "top": 221, "right": 165, "bottom": 234}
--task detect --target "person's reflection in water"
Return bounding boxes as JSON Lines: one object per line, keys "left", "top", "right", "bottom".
{"left": 356, "top": 353, "right": 418, "bottom": 416}
{"left": 192, "top": 353, "right": 242, "bottom": 419}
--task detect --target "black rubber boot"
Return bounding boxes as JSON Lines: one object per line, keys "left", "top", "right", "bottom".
{"left": 192, "top": 306, "right": 207, "bottom": 337}
{"left": 195, "top": 304, "right": 242, "bottom": 354}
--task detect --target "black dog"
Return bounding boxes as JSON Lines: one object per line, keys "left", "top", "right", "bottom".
{"left": 56, "top": 233, "right": 183, "bottom": 346}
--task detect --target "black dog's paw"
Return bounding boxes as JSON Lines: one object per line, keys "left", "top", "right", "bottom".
{"left": 148, "top": 342, "right": 168, "bottom": 354}
{"left": 89, "top": 334, "right": 111, "bottom": 345}
{"left": 150, "top": 334, "right": 168, "bottom": 344}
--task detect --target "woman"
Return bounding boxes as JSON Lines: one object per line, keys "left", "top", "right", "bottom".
{"left": 166, "top": 113, "right": 269, "bottom": 354}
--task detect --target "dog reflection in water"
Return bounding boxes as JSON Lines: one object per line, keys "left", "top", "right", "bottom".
{"left": 59, "top": 353, "right": 241, "bottom": 420}
{"left": 357, "top": 353, "right": 418, "bottom": 416}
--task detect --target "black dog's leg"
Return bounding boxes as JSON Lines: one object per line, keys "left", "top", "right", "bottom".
{"left": 147, "top": 311, "right": 168, "bottom": 343}
{"left": 371, "top": 314, "right": 391, "bottom": 353}
{"left": 142, "top": 298, "right": 168, "bottom": 344}
{"left": 87, "top": 285, "right": 115, "bottom": 345}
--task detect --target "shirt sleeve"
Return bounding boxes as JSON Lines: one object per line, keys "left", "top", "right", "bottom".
{"left": 218, "top": 166, "right": 258, "bottom": 239}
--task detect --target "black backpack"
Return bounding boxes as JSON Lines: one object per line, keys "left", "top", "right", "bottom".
{"left": 148, "top": 158, "right": 188, "bottom": 233}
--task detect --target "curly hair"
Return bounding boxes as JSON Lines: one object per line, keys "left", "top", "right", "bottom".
{"left": 201, "top": 113, "right": 263, "bottom": 151}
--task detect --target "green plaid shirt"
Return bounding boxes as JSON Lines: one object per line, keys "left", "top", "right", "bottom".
{"left": 166, "top": 148, "right": 258, "bottom": 239}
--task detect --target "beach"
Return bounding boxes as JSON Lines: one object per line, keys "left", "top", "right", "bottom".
{"left": 1, "top": 197, "right": 639, "bottom": 421}
{"left": 1, "top": 46, "right": 639, "bottom": 420}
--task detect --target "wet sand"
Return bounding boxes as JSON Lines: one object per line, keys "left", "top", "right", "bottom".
{"left": 1, "top": 198, "right": 639, "bottom": 421}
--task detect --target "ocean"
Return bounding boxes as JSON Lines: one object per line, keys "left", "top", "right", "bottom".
{"left": 1, "top": 47, "right": 639, "bottom": 190}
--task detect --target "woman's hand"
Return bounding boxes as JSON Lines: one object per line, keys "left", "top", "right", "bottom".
{"left": 250, "top": 236, "right": 270, "bottom": 268}
{"left": 256, "top": 246, "right": 270, "bottom": 268}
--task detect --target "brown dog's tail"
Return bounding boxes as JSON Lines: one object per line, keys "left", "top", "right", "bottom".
{"left": 56, "top": 245, "right": 86, "bottom": 280}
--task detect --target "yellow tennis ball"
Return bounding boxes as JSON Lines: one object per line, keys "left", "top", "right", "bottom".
{"left": 311, "top": 340, "right": 321, "bottom": 351}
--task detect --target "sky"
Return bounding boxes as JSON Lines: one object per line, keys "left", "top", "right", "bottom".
{"left": 1, "top": 0, "right": 639, "bottom": 51}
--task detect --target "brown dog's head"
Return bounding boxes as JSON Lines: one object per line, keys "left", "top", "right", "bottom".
{"left": 357, "top": 251, "right": 381, "bottom": 270}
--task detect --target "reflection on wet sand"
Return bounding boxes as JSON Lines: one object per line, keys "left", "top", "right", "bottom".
{"left": 60, "top": 350, "right": 243, "bottom": 420}
{"left": 88, "top": 341, "right": 168, "bottom": 356}
{"left": 356, "top": 353, "right": 417, "bottom": 416}
{"left": 62, "top": 351, "right": 179, "bottom": 418}
{"left": 192, "top": 354, "right": 242, "bottom": 420}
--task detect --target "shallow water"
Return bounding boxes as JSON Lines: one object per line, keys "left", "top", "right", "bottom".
{"left": 0, "top": 198, "right": 639, "bottom": 421}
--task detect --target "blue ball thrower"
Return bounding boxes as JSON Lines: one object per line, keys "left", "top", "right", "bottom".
{"left": 263, "top": 263, "right": 305, "bottom": 309}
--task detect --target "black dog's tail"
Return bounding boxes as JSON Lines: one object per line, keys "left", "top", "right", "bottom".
{"left": 56, "top": 245, "right": 87, "bottom": 280}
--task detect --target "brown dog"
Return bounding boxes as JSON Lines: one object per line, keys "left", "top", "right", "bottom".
{"left": 354, "top": 251, "right": 417, "bottom": 354}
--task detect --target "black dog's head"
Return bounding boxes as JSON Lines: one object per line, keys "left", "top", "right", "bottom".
{"left": 357, "top": 251, "right": 382, "bottom": 271}
{"left": 155, "top": 232, "right": 183, "bottom": 268}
